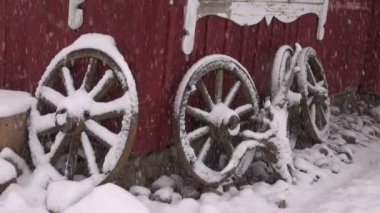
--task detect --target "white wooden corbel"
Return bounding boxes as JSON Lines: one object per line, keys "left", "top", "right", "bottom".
{"left": 182, "top": 0, "right": 200, "bottom": 55}
{"left": 68, "top": 0, "right": 85, "bottom": 30}
{"left": 182, "top": 0, "right": 330, "bottom": 55}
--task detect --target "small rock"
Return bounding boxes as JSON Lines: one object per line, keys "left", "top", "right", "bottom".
{"left": 171, "top": 192, "right": 182, "bottom": 203}
{"left": 151, "top": 186, "right": 174, "bottom": 203}
{"left": 319, "top": 146, "right": 330, "bottom": 156}
{"left": 276, "top": 200, "right": 287, "bottom": 209}
{"left": 169, "top": 174, "right": 184, "bottom": 190}
{"left": 330, "top": 162, "right": 340, "bottom": 174}
{"left": 338, "top": 154, "right": 351, "bottom": 164}
{"left": 180, "top": 185, "right": 200, "bottom": 199}
{"left": 327, "top": 137, "right": 353, "bottom": 163}
{"left": 130, "top": 185, "right": 151, "bottom": 197}
{"left": 330, "top": 106, "right": 341, "bottom": 116}
{"left": 151, "top": 175, "right": 176, "bottom": 192}
{"left": 370, "top": 106, "right": 380, "bottom": 122}
{"left": 341, "top": 130, "right": 357, "bottom": 144}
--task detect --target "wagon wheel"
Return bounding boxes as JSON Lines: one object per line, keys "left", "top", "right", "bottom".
{"left": 271, "top": 45, "right": 302, "bottom": 149}
{"left": 297, "top": 47, "right": 330, "bottom": 144}
{"left": 28, "top": 37, "right": 138, "bottom": 184}
{"left": 174, "top": 55, "right": 260, "bottom": 186}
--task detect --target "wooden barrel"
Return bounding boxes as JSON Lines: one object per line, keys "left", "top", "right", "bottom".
{"left": 0, "top": 90, "right": 33, "bottom": 158}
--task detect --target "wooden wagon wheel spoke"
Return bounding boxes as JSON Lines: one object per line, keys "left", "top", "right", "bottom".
{"left": 89, "top": 70, "right": 116, "bottom": 100}
{"left": 89, "top": 96, "right": 129, "bottom": 121}
{"left": 197, "top": 137, "right": 212, "bottom": 163}
{"left": 224, "top": 81, "right": 241, "bottom": 107}
{"left": 65, "top": 134, "right": 81, "bottom": 180}
{"left": 81, "top": 58, "right": 99, "bottom": 91}
{"left": 317, "top": 80, "right": 325, "bottom": 86}
{"left": 186, "top": 126, "right": 210, "bottom": 143}
{"left": 306, "top": 63, "right": 317, "bottom": 85}
{"left": 85, "top": 120, "right": 119, "bottom": 148}
{"left": 44, "top": 131, "right": 66, "bottom": 161}
{"left": 215, "top": 70, "right": 224, "bottom": 103}
{"left": 34, "top": 113, "right": 59, "bottom": 135}
{"left": 60, "top": 67, "right": 76, "bottom": 95}
{"left": 307, "top": 96, "right": 314, "bottom": 107}
{"left": 235, "top": 104, "right": 254, "bottom": 117}
{"left": 316, "top": 104, "right": 327, "bottom": 126}
{"left": 29, "top": 38, "right": 138, "bottom": 185}
{"left": 196, "top": 80, "right": 214, "bottom": 111}
{"left": 186, "top": 106, "right": 212, "bottom": 124}
{"left": 81, "top": 132, "right": 100, "bottom": 175}
{"left": 310, "top": 103, "right": 316, "bottom": 123}
{"left": 38, "top": 86, "right": 65, "bottom": 108}
{"left": 174, "top": 55, "right": 259, "bottom": 186}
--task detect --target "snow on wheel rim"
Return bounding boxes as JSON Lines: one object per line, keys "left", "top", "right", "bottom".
{"left": 174, "top": 55, "right": 259, "bottom": 186}
{"left": 28, "top": 34, "right": 138, "bottom": 184}
{"left": 271, "top": 45, "right": 294, "bottom": 99}
{"left": 271, "top": 45, "right": 301, "bottom": 150}
{"left": 298, "top": 47, "right": 330, "bottom": 144}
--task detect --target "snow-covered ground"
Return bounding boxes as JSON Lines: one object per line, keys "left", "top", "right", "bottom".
{"left": 0, "top": 103, "right": 379, "bottom": 213}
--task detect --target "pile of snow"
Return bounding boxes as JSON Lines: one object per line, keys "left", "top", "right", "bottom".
{"left": 0, "top": 148, "right": 31, "bottom": 178}
{"left": 0, "top": 164, "right": 63, "bottom": 213}
{"left": 0, "top": 158, "right": 16, "bottom": 184}
{"left": 0, "top": 90, "right": 34, "bottom": 117}
{"left": 64, "top": 184, "right": 149, "bottom": 213}
{"left": 46, "top": 179, "right": 96, "bottom": 212}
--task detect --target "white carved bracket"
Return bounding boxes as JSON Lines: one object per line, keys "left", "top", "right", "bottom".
{"left": 68, "top": 0, "right": 85, "bottom": 30}
{"left": 182, "top": 0, "right": 329, "bottom": 55}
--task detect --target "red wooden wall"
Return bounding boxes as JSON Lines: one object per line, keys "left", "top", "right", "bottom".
{"left": 363, "top": 0, "right": 380, "bottom": 94}
{"left": 0, "top": 0, "right": 5, "bottom": 86}
{"left": 0, "top": 0, "right": 378, "bottom": 154}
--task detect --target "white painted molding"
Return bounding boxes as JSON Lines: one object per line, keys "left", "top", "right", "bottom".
{"left": 68, "top": 0, "right": 85, "bottom": 30}
{"left": 183, "top": 0, "right": 329, "bottom": 55}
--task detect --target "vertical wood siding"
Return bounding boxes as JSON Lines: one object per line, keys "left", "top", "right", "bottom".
{"left": 0, "top": 0, "right": 5, "bottom": 87}
{"left": 0, "top": 0, "right": 377, "bottom": 153}
{"left": 363, "top": 0, "right": 380, "bottom": 94}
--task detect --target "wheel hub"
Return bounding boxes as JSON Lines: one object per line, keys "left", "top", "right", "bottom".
{"left": 209, "top": 103, "right": 240, "bottom": 142}
{"left": 55, "top": 91, "right": 93, "bottom": 134}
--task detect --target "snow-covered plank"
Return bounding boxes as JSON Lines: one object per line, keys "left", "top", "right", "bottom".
{"left": 183, "top": 0, "right": 329, "bottom": 54}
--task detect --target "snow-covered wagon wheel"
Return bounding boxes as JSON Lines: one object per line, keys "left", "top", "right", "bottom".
{"left": 297, "top": 47, "right": 330, "bottom": 144}
{"left": 271, "top": 45, "right": 302, "bottom": 149}
{"left": 174, "top": 55, "right": 260, "bottom": 186}
{"left": 28, "top": 34, "right": 138, "bottom": 185}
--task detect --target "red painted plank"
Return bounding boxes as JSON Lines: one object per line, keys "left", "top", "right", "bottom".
{"left": 363, "top": 0, "right": 380, "bottom": 94}
{"left": 0, "top": 0, "right": 5, "bottom": 86}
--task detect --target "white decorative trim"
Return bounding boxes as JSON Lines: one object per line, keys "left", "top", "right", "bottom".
{"left": 68, "top": 0, "right": 85, "bottom": 30}
{"left": 183, "top": 0, "right": 329, "bottom": 54}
